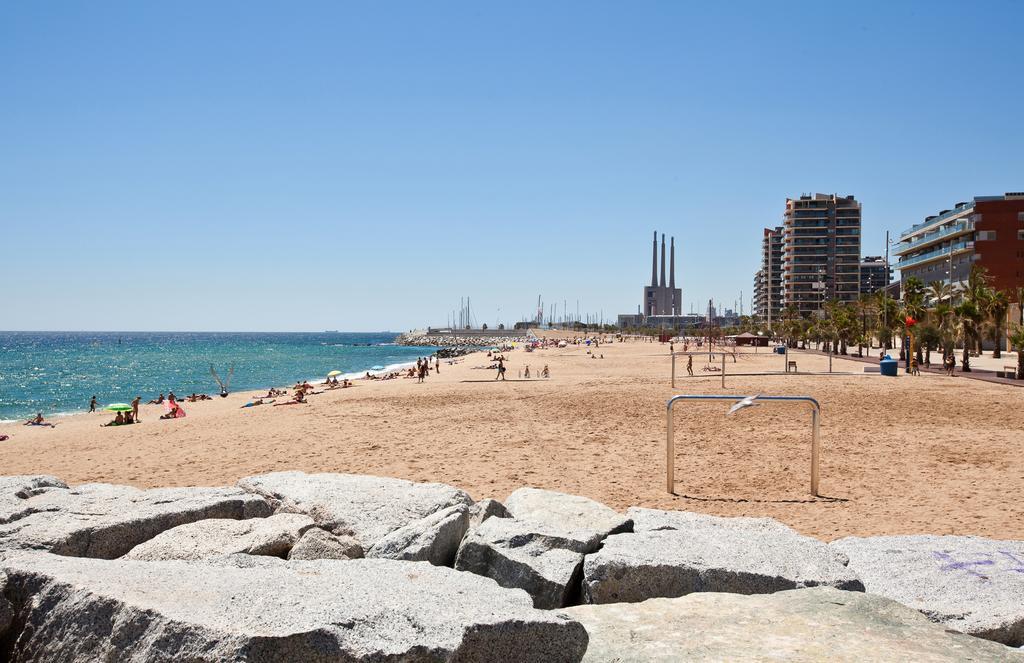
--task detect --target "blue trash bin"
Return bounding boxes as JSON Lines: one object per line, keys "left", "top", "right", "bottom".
{"left": 775, "top": 346, "right": 786, "bottom": 355}
{"left": 879, "top": 357, "right": 898, "bottom": 377}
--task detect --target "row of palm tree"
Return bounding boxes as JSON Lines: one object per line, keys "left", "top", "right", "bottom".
{"left": 726, "top": 266, "right": 1024, "bottom": 378}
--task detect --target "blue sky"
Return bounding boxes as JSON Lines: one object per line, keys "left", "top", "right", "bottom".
{"left": 2, "top": 1, "right": 1022, "bottom": 331}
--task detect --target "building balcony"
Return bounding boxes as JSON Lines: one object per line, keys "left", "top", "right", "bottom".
{"left": 894, "top": 221, "right": 974, "bottom": 256}
{"left": 899, "top": 205, "right": 973, "bottom": 240}
{"left": 897, "top": 240, "right": 974, "bottom": 271}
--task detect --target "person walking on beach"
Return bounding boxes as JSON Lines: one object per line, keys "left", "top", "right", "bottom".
{"left": 495, "top": 357, "right": 506, "bottom": 381}
{"left": 435, "top": 357, "right": 440, "bottom": 373}
{"left": 524, "top": 365, "right": 531, "bottom": 379}
{"left": 89, "top": 395, "right": 98, "bottom": 412}
{"left": 686, "top": 354, "right": 693, "bottom": 376}
{"left": 131, "top": 396, "right": 141, "bottom": 422}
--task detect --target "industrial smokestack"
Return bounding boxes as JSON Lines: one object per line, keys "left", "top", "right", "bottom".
{"left": 660, "top": 234, "right": 666, "bottom": 288}
{"left": 670, "top": 236, "right": 676, "bottom": 314}
{"left": 651, "top": 231, "right": 658, "bottom": 287}
{"left": 670, "top": 237, "right": 676, "bottom": 289}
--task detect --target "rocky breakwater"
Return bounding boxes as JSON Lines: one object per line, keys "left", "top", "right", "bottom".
{"left": 1, "top": 471, "right": 1022, "bottom": 661}
{"left": 397, "top": 329, "right": 534, "bottom": 349}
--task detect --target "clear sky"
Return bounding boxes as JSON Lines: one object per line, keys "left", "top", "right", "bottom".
{"left": 2, "top": 1, "right": 1022, "bottom": 331}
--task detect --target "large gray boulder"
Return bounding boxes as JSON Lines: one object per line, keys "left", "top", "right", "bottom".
{"left": 468, "top": 498, "right": 511, "bottom": 527}
{"left": 287, "top": 528, "right": 363, "bottom": 560}
{"left": 0, "top": 571, "right": 10, "bottom": 641}
{"left": 123, "top": 513, "right": 315, "bottom": 561}
{"left": 0, "top": 475, "right": 69, "bottom": 524}
{"left": 583, "top": 509, "right": 862, "bottom": 604}
{"left": 0, "top": 552, "right": 588, "bottom": 662}
{"left": 367, "top": 504, "right": 470, "bottom": 566}
{"left": 505, "top": 488, "right": 631, "bottom": 550}
{"left": 564, "top": 586, "right": 1023, "bottom": 662}
{"left": 237, "top": 471, "right": 473, "bottom": 549}
{"left": 455, "top": 516, "right": 589, "bottom": 609}
{"left": 832, "top": 534, "right": 1024, "bottom": 646}
{"left": 0, "top": 482, "right": 272, "bottom": 559}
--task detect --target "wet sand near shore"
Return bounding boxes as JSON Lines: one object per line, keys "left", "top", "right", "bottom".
{"left": 2, "top": 338, "right": 1022, "bottom": 542}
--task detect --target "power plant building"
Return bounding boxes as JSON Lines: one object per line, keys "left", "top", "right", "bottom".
{"left": 617, "top": 231, "right": 686, "bottom": 329}
{"left": 644, "top": 231, "right": 683, "bottom": 316}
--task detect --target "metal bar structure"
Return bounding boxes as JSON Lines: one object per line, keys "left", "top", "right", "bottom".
{"left": 666, "top": 394, "right": 821, "bottom": 496}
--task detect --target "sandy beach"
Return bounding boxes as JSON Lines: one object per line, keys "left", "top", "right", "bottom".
{"left": 2, "top": 336, "right": 1022, "bottom": 542}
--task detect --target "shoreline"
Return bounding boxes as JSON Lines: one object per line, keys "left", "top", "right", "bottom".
{"left": 2, "top": 337, "right": 1023, "bottom": 542}
{"left": 0, "top": 331, "right": 445, "bottom": 423}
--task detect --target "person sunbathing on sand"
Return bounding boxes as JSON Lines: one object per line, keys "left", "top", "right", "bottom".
{"left": 273, "top": 391, "right": 307, "bottom": 406}
{"left": 149, "top": 393, "right": 165, "bottom": 405}
{"left": 25, "top": 413, "right": 57, "bottom": 428}
{"left": 241, "top": 398, "right": 274, "bottom": 408}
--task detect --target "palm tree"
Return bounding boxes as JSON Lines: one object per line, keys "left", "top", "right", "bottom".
{"left": 853, "top": 295, "right": 874, "bottom": 357}
{"left": 874, "top": 290, "right": 899, "bottom": 350}
{"left": 955, "top": 299, "right": 983, "bottom": 371}
{"left": 902, "top": 277, "right": 927, "bottom": 365}
{"left": 963, "top": 266, "right": 992, "bottom": 356}
{"left": 928, "top": 280, "right": 952, "bottom": 308}
{"left": 917, "top": 325, "right": 941, "bottom": 367}
{"left": 1010, "top": 325, "right": 1024, "bottom": 380}
{"left": 981, "top": 288, "right": 1010, "bottom": 359}
{"left": 933, "top": 301, "right": 957, "bottom": 362}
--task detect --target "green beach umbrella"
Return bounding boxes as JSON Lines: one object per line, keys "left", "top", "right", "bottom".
{"left": 106, "top": 403, "right": 132, "bottom": 412}
{"left": 327, "top": 370, "right": 342, "bottom": 377}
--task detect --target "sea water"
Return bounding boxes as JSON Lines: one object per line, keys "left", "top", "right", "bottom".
{"left": 0, "top": 332, "right": 437, "bottom": 421}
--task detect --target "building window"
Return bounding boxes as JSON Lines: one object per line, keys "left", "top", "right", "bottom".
{"left": 1019, "top": 211, "right": 1024, "bottom": 222}
{"left": 1019, "top": 230, "right": 1024, "bottom": 240}
{"left": 977, "top": 230, "right": 997, "bottom": 241}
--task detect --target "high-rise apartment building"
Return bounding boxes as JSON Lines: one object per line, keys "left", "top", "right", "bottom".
{"left": 753, "top": 226, "right": 784, "bottom": 323}
{"left": 894, "top": 193, "right": 1024, "bottom": 293}
{"left": 859, "top": 256, "right": 892, "bottom": 295}
{"left": 781, "top": 194, "right": 862, "bottom": 315}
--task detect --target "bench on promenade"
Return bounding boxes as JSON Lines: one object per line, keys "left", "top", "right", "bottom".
{"left": 1000, "top": 365, "right": 1019, "bottom": 379}
{"left": 787, "top": 361, "right": 798, "bottom": 373}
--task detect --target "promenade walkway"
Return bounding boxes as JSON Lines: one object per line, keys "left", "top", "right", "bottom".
{"left": 795, "top": 346, "right": 1023, "bottom": 387}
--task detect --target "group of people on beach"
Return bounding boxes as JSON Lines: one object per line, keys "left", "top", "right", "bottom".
{"left": 12, "top": 351, "right": 459, "bottom": 434}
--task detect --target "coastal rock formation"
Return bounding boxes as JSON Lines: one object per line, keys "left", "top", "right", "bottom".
{"left": 0, "top": 482, "right": 272, "bottom": 559}
{"left": 563, "top": 587, "right": 1024, "bottom": 662}
{"left": 396, "top": 331, "right": 534, "bottom": 348}
{"left": 832, "top": 534, "right": 1024, "bottom": 646}
{"left": 582, "top": 509, "right": 862, "bottom": 604}
{"left": 455, "top": 516, "right": 592, "bottom": 609}
{"left": 4, "top": 471, "right": 1023, "bottom": 658}
{"left": 0, "top": 475, "right": 69, "bottom": 524}
{"left": 237, "top": 471, "right": 473, "bottom": 549}
{"left": 287, "top": 528, "right": 363, "bottom": 560}
{"left": 504, "top": 488, "right": 632, "bottom": 547}
{"left": 122, "top": 513, "right": 315, "bottom": 561}
{"left": 0, "top": 552, "right": 588, "bottom": 662}
{"left": 0, "top": 571, "right": 10, "bottom": 641}
{"left": 367, "top": 503, "right": 470, "bottom": 566}
{"left": 468, "top": 497, "right": 511, "bottom": 527}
